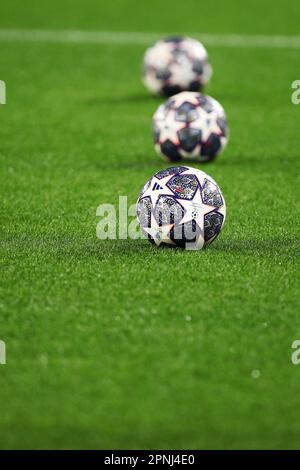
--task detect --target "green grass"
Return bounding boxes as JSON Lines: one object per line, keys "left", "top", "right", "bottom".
{"left": 0, "top": 0, "right": 300, "bottom": 450}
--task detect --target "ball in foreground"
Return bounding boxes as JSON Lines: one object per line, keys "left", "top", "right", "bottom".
{"left": 136, "top": 166, "right": 226, "bottom": 250}
{"left": 143, "top": 36, "right": 212, "bottom": 96}
{"left": 153, "top": 91, "right": 228, "bottom": 163}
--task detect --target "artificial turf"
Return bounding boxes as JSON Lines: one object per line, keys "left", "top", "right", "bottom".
{"left": 0, "top": 0, "right": 300, "bottom": 450}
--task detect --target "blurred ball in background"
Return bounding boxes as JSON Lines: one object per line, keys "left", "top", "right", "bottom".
{"left": 153, "top": 91, "right": 228, "bottom": 163}
{"left": 143, "top": 36, "right": 212, "bottom": 96}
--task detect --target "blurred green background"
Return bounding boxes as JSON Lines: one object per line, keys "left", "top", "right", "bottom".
{"left": 1, "top": 0, "right": 300, "bottom": 35}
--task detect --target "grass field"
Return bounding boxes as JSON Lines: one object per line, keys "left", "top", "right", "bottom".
{"left": 0, "top": 0, "right": 300, "bottom": 450}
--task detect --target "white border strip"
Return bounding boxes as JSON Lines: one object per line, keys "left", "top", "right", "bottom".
{"left": 0, "top": 29, "right": 300, "bottom": 49}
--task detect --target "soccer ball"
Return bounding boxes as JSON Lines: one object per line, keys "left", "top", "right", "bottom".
{"left": 153, "top": 91, "right": 228, "bottom": 163}
{"left": 143, "top": 36, "right": 212, "bottom": 96}
{"left": 136, "top": 166, "right": 226, "bottom": 250}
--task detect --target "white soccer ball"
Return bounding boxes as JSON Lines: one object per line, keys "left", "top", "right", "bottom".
{"left": 136, "top": 166, "right": 226, "bottom": 250}
{"left": 143, "top": 36, "right": 212, "bottom": 96}
{"left": 153, "top": 91, "right": 228, "bottom": 163}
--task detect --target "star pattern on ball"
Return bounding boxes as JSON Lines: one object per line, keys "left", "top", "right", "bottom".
{"left": 178, "top": 185, "right": 217, "bottom": 250}
{"left": 137, "top": 167, "right": 226, "bottom": 250}
{"left": 152, "top": 91, "right": 228, "bottom": 162}
{"left": 190, "top": 108, "right": 223, "bottom": 142}
{"left": 171, "top": 92, "right": 200, "bottom": 107}
{"left": 158, "top": 111, "right": 185, "bottom": 145}
{"left": 141, "top": 174, "right": 175, "bottom": 207}
{"left": 179, "top": 187, "right": 216, "bottom": 226}
{"left": 169, "top": 62, "right": 194, "bottom": 88}
{"left": 180, "top": 167, "right": 207, "bottom": 185}
{"left": 142, "top": 214, "right": 175, "bottom": 247}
